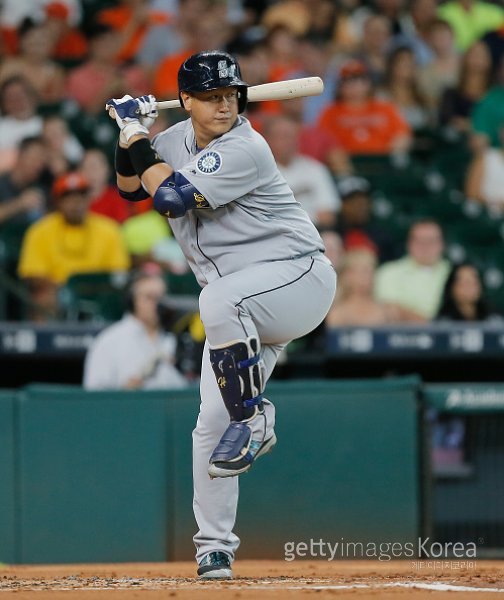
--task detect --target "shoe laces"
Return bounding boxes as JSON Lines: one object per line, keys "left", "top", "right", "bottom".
{"left": 201, "top": 551, "right": 230, "bottom": 568}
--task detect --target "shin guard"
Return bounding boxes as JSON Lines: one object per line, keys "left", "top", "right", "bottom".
{"left": 209, "top": 337, "right": 264, "bottom": 422}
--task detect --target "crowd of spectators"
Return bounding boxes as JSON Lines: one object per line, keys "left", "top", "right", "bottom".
{"left": 1, "top": 0, "right": 504, "bottom": 349}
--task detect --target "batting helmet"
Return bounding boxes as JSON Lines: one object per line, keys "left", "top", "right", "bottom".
{"left": 178, "top": 51, "right": 249, "bottom": 113}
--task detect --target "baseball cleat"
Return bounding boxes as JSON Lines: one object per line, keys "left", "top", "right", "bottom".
{"left": 197, "top": 551, "right": 233, "bottom": 579}
{"left": 208, "top": 422, "right": 277, "bottom": 478}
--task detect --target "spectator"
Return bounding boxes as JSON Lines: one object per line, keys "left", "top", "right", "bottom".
{"left": 375, "top": 219, "right": 451, "bottom": 319}
{"left": 436, "top": 262, "right": 500, "bottom": 321}
{"left": 481, "top": 24, "right": 504, "bottom": 75}
{"left": 227, "top": 33, "right": 270, "bottom": 89}
{"left": 317, "top": 60, "right": 412, "bottom": 155}
{"left": 335, "top": 176, "right": 398, "bottom": 262}
{"left": 279, "top": 96, "right": 353, "bottom": 176}
{"left": 440, "top": 40, "right": 493, "bottom": 134}
{"left": 352, "top": 14, "right": 392, "bottom": 87}
{"left": 293, "top": 33, "right": 340, "bottom": 125}
{"left": 0, "top": 18, "right": 66, "bottom": 105}
{"left": 0, "top": 75, "right": 43, "bottom": 168}
{"left": 306, "top": 0, "right": 358, "bottom": 54}
{"left": 320, "top": 230, "right": 346, "bottom": 272}
{"left": 42, "top": 114, "right": 84, "bottom": 177}
{"left": 18, "top": 171, "right": 130, "bottom": 320}
{"left": 263, "top": 115, "right": 340, "bottom": 229}
{"left": 79, "top": 148, "right": 130, "bottom": 223}
{"left": 96, "top": 0, "right": 172, "bottom": 64}
{"left": 121, "top": 208, "right": 189, "bottom": 274}
{"left": 83, "top": 268, "right": 188, "bottom": 390}
{"left": 437, "top": 0, "right": 504, "bottom": 52}
{"left": 0, "top": 136, "right": 47, "bottom": 226}
{"left": 137, "top": 0, "right": 210, "bottom": 75}
{"left": 326, "top": 249, "right": 426, "bottom": 326}
{"left": 152, "top": 12, "right": 232, "bottom": 100}
{"left": 44, "top": 1, "right": 88, "bottom": 64}
{"left": 417, "top": 19, "right": 460, "bottom": 109}
{"left": 465, "top": 128, "right": 504, "bottom": 214}
{"left": 352, "top": 0, "right": 410, "bottom": 41}
{"left": 265, "top": 25, "right": 302, "bottom": 83}
{"left": 66, "top": 23, "right": 149, "bottom": 115}
{"left": 378, "top": 45, "right": 431, "bottom": 130}
{"left": 470, "top": 55, "right": 504, "bottom": 149}
{"left": 388, "top": 0, "right": 438, "bottom": 67}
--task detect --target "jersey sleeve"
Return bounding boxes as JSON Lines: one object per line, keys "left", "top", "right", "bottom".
{"left": 177, "top": 145, "right": 259, "bottom": 209}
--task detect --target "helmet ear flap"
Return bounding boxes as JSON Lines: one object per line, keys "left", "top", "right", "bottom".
{"left": 237, "top": 87, "right": 248, "bottom": 113}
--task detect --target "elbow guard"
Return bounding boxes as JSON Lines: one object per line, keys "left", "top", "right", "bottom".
{"left": 153, "top": 173, "right": 209, "bottom": 218}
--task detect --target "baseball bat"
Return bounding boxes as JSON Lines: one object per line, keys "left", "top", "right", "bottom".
{"left": 156, "top": 77, "right": 324, "bottom": 110}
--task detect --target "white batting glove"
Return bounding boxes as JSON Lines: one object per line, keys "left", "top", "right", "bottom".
{"left": 135, "top": 94, "right": 159, "bottom": 129}
{"left": 105, "top": 95, "right": 149, "bottom": 143}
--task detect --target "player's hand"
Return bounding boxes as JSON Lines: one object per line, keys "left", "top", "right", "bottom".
{"left": 105, "top": 95, "right": 149, "bottom": 143}
{"left": 135, "top": 94, "right": 158, "bottom": 129}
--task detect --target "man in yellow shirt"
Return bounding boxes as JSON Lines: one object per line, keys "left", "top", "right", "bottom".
{"left": 18, "top": 171, "right": 130, "bottom": 320}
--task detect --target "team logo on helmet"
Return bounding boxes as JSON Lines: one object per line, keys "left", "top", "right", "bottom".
{"left": 197, "top": 151, "right": 222, "bottom": 174}
{"left": 217, "top": 60, "right": 236, "bottom": 79}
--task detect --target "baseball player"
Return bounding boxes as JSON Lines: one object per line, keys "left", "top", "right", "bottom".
{"left": 106, "top": 51, "right": 337, "bottom": 579}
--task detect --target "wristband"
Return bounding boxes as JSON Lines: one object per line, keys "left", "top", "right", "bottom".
{"left": 114, "top": 141, "right": 137, "bottom": 177}
{"left": 128, "top": 138, "right": 164, "bottom": 178}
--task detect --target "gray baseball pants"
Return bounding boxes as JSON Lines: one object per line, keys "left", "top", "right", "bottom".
{"left": 192, "top": 254, "right": 337, "bottom": 562}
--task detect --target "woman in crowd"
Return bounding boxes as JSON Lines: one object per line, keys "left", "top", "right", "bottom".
{"left": 378, "top": 45, "right": 431, "bottom": 130}
{"left": 439, "top": 41, "right": 493, "bottom": 133}
{"left": 436, "top": 262, "right": 500, "bottom": 321}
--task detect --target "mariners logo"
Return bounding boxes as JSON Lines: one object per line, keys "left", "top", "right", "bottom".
{"left": 197, "top": 151, "right": 222, "bottom": 174}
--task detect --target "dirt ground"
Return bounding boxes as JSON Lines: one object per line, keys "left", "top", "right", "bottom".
{"left": 1, "top": 560, "right": 503, "bottom": 599}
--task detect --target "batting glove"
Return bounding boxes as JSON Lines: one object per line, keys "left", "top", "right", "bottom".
{"left": 135, "top": 94, "right": 159, "bottom": 129}
{"left": 105, "top": 95, "right": 149, "bottom": 143}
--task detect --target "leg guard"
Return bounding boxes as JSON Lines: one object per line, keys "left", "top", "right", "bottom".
{"left": 209, "top": 337, "right": 264, "bottom": 422}
{"left": 208, "top": 337, "right": 276, "bottom": 477}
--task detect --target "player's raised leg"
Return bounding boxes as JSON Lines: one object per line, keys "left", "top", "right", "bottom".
{"left": 198, "top": 254, "right": 336, "bottom": 479}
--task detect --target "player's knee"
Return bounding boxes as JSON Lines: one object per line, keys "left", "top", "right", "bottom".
{"left": 199, "top": 285, "right": 236, "bottom": 329}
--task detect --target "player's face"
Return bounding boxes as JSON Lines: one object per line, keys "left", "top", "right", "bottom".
{"left": 182, "top": 87, "right": 239, "bottom": 147}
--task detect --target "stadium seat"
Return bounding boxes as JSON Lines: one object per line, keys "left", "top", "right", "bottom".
{"left": 164, "top": 271, "right": 200, "bottom": 296}
{"left": 61, "top": 271, "right": 129, "bottom": 322}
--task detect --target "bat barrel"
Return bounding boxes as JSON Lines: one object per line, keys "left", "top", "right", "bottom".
{"left": 156, "top": 77, "right": 324, "bottom": 110}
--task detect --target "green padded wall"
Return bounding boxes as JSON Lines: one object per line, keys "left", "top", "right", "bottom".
{"left": 236, "top": 379, "right": 422, "bottom": 558}
{"left": 16, "top": 388, "right": 178, "bottom": 563}
{"left": 0, "top": 392, "right": 17, "bottom": 563}
{"left": 9, "top": 378, "right": 422, "bottom": 563}
{"left": 169, "top": 378, "right": 423, "bottom": 560}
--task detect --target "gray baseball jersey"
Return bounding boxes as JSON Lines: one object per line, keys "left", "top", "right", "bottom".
{"left": 152, "top": 116, "right": 325, "bottom": 286}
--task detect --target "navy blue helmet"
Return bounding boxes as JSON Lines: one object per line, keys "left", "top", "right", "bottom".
{"left": 178, "top": 51, "right": 249, "bottom": 113}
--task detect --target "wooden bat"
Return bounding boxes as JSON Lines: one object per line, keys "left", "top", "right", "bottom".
{"left": 156, "top": 76, "right": 324, "bottom": 110}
